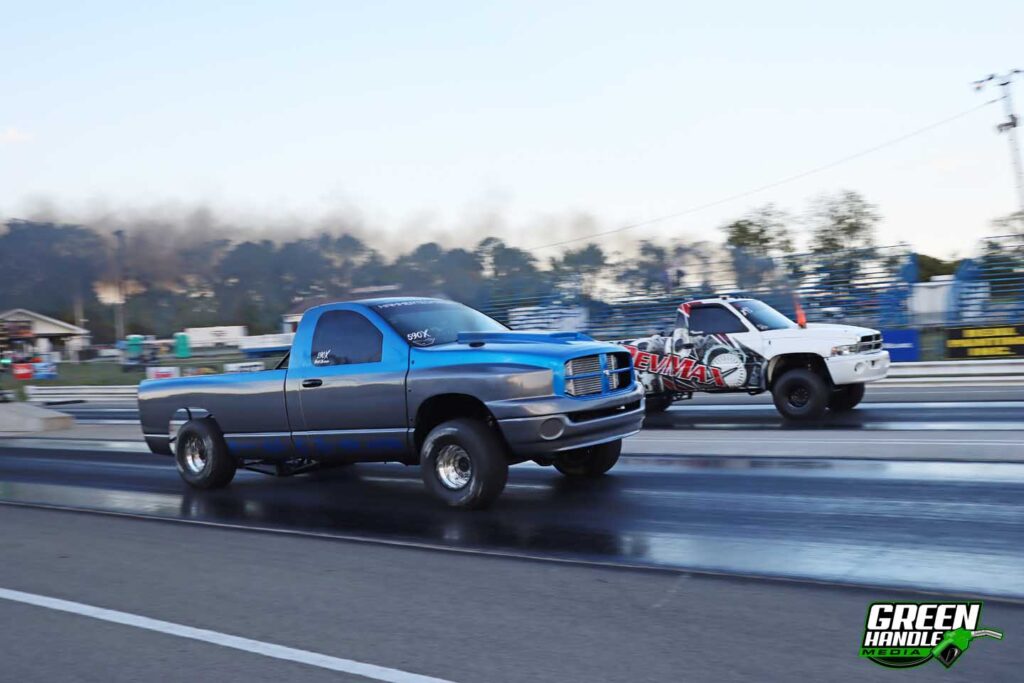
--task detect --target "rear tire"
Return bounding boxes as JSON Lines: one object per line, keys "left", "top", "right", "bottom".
{"left": 420, "top": 418, "right": 509, "bottom": 509}
{"left": 771, "top": 369, "right": 829, "bottom": 420}
{"left": 554, "top": 439, "right": 622, "bottom": 477}
{"left": 175, "top": 419, "right": 236, "bottom": 489}
{"left": 644, "top": 395, "right": 674, "bottom": 414}
{"left": 829, "top": 383, "right": 865, "bottom": 412}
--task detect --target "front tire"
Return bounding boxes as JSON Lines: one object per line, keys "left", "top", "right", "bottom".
{"left": 645, "top": 395, "right": 674, "bottom": 414}
{"left": 553, "top": 439, "right": 621, "bottom": 477}
{"left": 829, "top": 383, "right": 865, "bottom": 412}
{"left": 420, "top": 418, "right": 509, "bottom": 509}
{"left": 771, "top": 369, "right": 829, "bottom": 420}
{"left": 175, "top": 419, "right": 236, "bottom": 489}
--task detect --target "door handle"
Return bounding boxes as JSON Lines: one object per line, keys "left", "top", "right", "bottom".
{"left": 302, "top": 378, "right": 323, "bottom": 388}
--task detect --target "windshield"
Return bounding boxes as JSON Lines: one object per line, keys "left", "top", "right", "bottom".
{"left": 373, "top": 300, "right": 508, "bottom": 347}
{"left": 732, "top": 299, "right": 797, "bottom": 331}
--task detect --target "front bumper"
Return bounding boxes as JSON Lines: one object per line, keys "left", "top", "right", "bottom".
{"left": 493, "top": 384, "right": 646, "bottom": 456}
{"left": 825, "top": 350, "right": 890, "bottom": 385}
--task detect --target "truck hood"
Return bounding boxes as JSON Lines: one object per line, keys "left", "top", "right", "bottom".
{"left": 762, "top": 322, "right": 879, "bottom": 344}
{"left": 456, "top": 330, "right": 594, "bottom": 345}
{"left": 413, "top": 331, "right": 624, "bottom": 366}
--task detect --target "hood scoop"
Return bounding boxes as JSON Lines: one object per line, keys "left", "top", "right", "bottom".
{"left": 457, "top": 330, "right": 594, "bottom": 346}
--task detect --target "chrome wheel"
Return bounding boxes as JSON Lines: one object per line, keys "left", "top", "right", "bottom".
{"left": 435, "top": 444, "right": 473, "bottom": 490}
{"left": 181, "top": 434, "right": 208, "bottom": 475}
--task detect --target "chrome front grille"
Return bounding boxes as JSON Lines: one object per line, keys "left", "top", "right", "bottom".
{"left": 608, "top": 352, "right": 632, "bottom": 390}
{"left": 564, "top": 352, "right": 634, "bottom": 397}
{"left": 566, "top": 355, "right": 601, "bottom": 376}
{"left": 566, "top": 375, "right": 603, "bottom": 396}
{"left": 858, "top": 334, "right": 883, "bottom": 352}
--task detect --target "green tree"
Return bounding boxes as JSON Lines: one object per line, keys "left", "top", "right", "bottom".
{"left": 277, "top": 239, "right": 333, "bottom": 302}
{"left": 213, "top": 240, "right": 282, "bottom": 332}
{"left": 915, "top": 254, "right": 958, "bottom": 282}
{"left": 393, "top": 242, "right": 445, "bottom": 294}
{"left": 0, "top": 219, "right": 108, "bottom": 323}
{"left": 808, "top": 190, "right": 879, "bottom": 253}
{"left": 722, "top": 204, "right": 793, "bottom": 257}
{"left": 805, "top": 191, "right": 882, "bottom": 305}
{"left": 549, "top": 243, "right": 607, "bottom": 297}
{"left": 618, "top": 241, "right": 673, "bottom": 295}
{"left": 437, "top": 248, "right": 484, "bottom": 305}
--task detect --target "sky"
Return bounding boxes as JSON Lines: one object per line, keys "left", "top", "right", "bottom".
{"left": 1, "top": 1, "right": 1022, "bottom": 258}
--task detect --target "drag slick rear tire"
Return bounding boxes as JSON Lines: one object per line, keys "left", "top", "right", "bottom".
{"left": 771, "top": 369, "right": 829, "bottom": 420}
{"left": 420, "top": 418, "right": 509, "bottom": 509}
{"left": 175, "top": 419, "right": 236, "bottom": 489}
{"left": 829, "top": 382, "right": 865, "bottom": 412}
{"left": 553, "top": 439, "right": 621, "bottom": 477}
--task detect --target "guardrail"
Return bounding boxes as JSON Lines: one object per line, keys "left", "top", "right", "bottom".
{"left": 21, "top": 359, "right": 1024, "bottom": 403}
{"left": 882, "top": 359, "right": 1024, "bottom": 385}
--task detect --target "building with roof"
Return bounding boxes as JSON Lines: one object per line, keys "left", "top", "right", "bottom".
{"left": 0, "top": 308, "right": 90, "bottom": 360}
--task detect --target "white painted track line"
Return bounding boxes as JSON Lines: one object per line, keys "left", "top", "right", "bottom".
{"left": 0, "top": 587, "right": 457, "bottom": 683}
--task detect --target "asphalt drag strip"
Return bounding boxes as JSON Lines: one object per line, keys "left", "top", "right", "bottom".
{"left": 3, "top": 505, "right": 1021, "bottom": 682}
{"left": 0, "top": 446, "right": 1021, "bottom": 599}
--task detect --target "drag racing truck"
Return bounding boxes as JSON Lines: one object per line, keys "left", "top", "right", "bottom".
{"left": 139, "top": 298, "right": 645, "bottom": 509}
{"left": 623, "top": 296, "right": 890, "bottom": 420}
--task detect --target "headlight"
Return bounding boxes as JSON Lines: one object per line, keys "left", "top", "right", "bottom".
{"left": 831, "top": 344, "right": 858, "bottom": 356}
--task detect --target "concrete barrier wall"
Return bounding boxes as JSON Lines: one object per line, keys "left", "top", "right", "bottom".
{"left": 26, "top": 385, "right": 139, "bottom": 402}
{"left": 883, "top": 359, "right": 1024, "bottom": 385}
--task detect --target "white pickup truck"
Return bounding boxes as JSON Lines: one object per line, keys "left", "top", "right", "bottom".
{"left": 622, "top": 296, "right": 890, "bottom": 420}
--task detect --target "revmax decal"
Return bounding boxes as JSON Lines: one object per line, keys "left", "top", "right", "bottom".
{"left": 625, "top": 346, "right": 726, "bottom": 387}
{"left": 622, "top": 328, "right": 767, "bottom": 394}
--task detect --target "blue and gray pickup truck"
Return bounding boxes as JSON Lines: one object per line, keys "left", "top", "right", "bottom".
{"left": 139, "top": 298, "right": 645, "bottom": 508}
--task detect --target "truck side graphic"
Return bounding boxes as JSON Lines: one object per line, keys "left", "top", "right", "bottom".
{"left": 623, "top": 296, "right": 889, "bottom": 419}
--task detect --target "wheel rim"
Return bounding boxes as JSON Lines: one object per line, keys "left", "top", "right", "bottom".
{"left": 788, "top": 384, "right": 810, "bottom": 408}
{"left": 182, "top": 434, "right": 208, "bottom": 474}
{"left": 435, "top": 444, "right": 473, "bottom": 490}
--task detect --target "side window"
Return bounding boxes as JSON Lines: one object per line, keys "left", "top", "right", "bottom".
{"left": 687, "top": 305, "right": 748, "bottom": 335}
{"left": 310, "top": 311, "right": 383, "bottom": 366}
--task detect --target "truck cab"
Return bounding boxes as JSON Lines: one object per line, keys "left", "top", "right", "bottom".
{"left": 624, "top": 296, "right": 890, "bottom": 419}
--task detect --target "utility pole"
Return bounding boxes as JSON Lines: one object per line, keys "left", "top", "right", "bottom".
{"left": 113, "top": 229, "right": 126, "bottom": 341}
{"left": 974, "top": 70, "right": 1024, "bottom": 217}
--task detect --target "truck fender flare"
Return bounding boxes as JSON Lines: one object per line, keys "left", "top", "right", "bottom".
{"left": 767, "top": 354, "right": 829, "bottom": 388}
{"left": 169, "top": 406, "right": 216, "bottom": 446}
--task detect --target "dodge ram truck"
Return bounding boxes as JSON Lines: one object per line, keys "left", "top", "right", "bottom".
{"left": 139, "top": 298, "right": 645, "bottom": 508}
{"left": 624, "top": 296, "right": 890, "bottom": 420}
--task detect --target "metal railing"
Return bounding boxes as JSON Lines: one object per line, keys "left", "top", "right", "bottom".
{"left": 479, "top": 243, "right": 917, "bottom": 339}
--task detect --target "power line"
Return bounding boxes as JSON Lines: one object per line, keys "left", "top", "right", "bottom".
{"left": 527, "top": 100, "right": 998, "bottom": 251}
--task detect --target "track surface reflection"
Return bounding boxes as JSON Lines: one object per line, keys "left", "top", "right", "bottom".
{"left": 1, "top": 447, "right": 1021, "bottom": 597}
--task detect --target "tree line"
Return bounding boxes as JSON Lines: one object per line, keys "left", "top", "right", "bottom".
{"left": 0, "top": 190, "right": 979, "bottom": 341}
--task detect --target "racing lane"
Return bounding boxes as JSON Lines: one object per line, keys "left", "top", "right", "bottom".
{"left": 0, "top": 446, "right": 1021, "bottom": 599}
{"left": 646, "top": 401, "right": 1024, "bottom": 430}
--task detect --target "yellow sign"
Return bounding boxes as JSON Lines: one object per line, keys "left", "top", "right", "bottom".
{"left": 946, "top": 325, "right": 1024, "bottom": 359}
